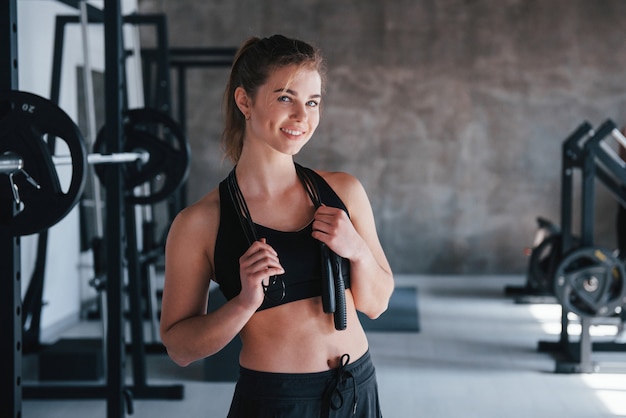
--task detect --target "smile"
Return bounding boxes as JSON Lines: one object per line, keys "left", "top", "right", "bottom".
{"left": 281, "top": 128, "right": 304, "bottom": 136}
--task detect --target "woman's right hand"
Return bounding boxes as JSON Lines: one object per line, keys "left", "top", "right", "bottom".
{"left": 237, "top": 238, "right": 284, "bottom": 309}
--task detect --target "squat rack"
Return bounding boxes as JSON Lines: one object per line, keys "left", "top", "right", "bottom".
{"left": 0, "top": 1, "right": 182, "bottom": 417}
{"left": 0, "top": 2, "right": 25, "bottom": 418}
{"left": 22, "top": 9, "right": 173, "bottom": 356}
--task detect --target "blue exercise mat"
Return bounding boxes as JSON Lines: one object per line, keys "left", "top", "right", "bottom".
{"left": 359, "top": 287, "right": 420, "bottom": 332}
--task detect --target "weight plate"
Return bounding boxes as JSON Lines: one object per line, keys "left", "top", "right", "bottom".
{"left": 94, "top": 108, "right": 190, "bottom": 205}
{"left": 0, "top": 90, "right": 87, "bottom": 236}
{"left": 554, "top": 246, "right": 626, "bottom": 318}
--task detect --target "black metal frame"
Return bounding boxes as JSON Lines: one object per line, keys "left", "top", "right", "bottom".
{"left": 103, "top": 3, "right": 127, "bottom": 415}
{"left": 0, "top": 1, "right": 23, "bottom": 418}
{"left": 537, "top": 119, "right": 626, "bottom": 373}
{"left": 141, "top": 46, "right": 236, "bottom": 129}
{"left": 140, "top": 45, "right": 236, "bottom": 222}
{"left": 18, "top": 4, "right": 184, "bottom": 413}
{"left": 0, "top": 2, "right": 185, "bottom": 417}
{"left": 23, "top": 12, "right": 170, "bottom": 353}
{"left": 2, "top": 4, "right": 234, "bottom": 414}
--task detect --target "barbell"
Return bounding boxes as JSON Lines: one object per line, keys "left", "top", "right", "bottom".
{"left": 0, "top": 90, "right": 190, "bottom": 237}
{"left": 1, "top": 151, "right": 149, "bottom": 172}
{"left": 92, "top": 107, "right": 190, "bottom": 206}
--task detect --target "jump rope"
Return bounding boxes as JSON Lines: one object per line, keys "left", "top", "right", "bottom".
{"left": 226, "top": 164, "right": 348, "bottom": 330}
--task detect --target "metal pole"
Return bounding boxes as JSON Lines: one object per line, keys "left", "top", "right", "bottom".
{"left": 52, "top": 152, "right": 149, "bottom": 165}
{"left": 0, "top": 200, "right": 22, "bottom": 418}
{"left": 79, "top": 0, "right": 105, "bottom": 238}
{"left": 104, "top": 0, "right": 127, "bottom": 416}
{"left": 0, "top": 0, "right": 18, "bottom": 89}
{"left": 0, "top": 1, "right": 21, "bottom": 417}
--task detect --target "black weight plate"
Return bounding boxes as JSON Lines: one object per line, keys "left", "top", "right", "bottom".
{"left": 94, "top": 108, "right": 190, "bottom": 205}
{"left": 0, "top": 90, "right": 86, "bottom": 236}
{"left": 554, "top": 246, "right": 626, "bottom": 317}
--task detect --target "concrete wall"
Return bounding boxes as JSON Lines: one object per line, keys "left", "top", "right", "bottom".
{"left": 138, "top": 0, "right": 626, "bottom": 274}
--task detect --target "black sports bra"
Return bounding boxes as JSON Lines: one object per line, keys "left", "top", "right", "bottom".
{"left": 214, "top": 165, "right": 351, "bottom": 311}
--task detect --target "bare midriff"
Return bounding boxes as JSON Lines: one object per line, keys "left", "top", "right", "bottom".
{"left": 238, "top": 290, "right": 369, "bottom": 373}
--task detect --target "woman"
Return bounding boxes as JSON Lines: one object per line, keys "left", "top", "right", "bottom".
{"left": 160, "top": 34, "right": 394, "bottom": 417}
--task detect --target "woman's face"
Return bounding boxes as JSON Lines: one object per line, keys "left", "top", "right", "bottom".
{"left": 246, "top": 64, "right": 322, "bottom": 157}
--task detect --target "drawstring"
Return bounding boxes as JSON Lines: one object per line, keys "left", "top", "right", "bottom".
{"left": 322, "top": 354, "right": 358, "bottom": 417}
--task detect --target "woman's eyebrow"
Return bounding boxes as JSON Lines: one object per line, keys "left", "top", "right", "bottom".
{"left": 273, "top": 88, "right": 322, "bottom": 99}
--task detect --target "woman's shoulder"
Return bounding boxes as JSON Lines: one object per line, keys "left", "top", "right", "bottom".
{"left": 169, "top": 187, "right": 221, "bottom": 237}
{"left": 313, "top": 169, "right": 365, "bottom": 199}
{"left": 309, "top": 168, "right": 371, "bottom": 217}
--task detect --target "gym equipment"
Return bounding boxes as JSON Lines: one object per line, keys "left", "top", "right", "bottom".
{"left": 0, "top": 88, "right": 187, "bottom": 399}
{"left": 141, "top": 45, "right": 242, "bottom": 381}
{"left": 2, "top": 3, "right": 191, "bottom": 416}
{"left": 0, "top": 92, "right": 189, "bottom": 236}
{"left": 141, "top": 45, "right": 237, "bottom": 221}
{"left": 528, "top": 233, "right": 563, "bottom": 294}
{"left": 0, "top": 89, "right": 87, "bottom": 236}
{"left": 505, "top": 217, "right": 562, "bottom": 298}
{"left": 553, "top": 246, "right": 626, "bottom": 318}
{"left": 93, "top": 107, "right": 190, "bottom": 205}
{"left": 38, "top": 338, "right": 104, "bottom": 381}
{"left": 1, "top": 4, "right": 23, "bottom": 416}
{"left": 4, "top": 4, "right": 232, "bottom": 415}
{"left": 507, "top": 218, "right": 582, "bottom": 301}
{"left": 49, "top": 10, "right": 186, "bottom": 218}
{"left": 532, "top": 119, "right": 626, "bottom": 374}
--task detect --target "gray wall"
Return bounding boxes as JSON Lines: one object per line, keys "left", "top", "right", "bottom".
{"left": 138, "top": 0, "right": 626, "bottom": 274}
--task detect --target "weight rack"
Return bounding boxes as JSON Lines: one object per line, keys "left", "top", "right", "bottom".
{"left": 1, "top": 2, "right": 24, "bottom": 418}
{"left": 1, "top": 2, "right": 186, "bottom": 417}
{"left": 538, "top": 119, "right": 626, "bottom": 373}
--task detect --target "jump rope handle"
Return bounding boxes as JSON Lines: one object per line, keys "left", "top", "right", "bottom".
{"left": 321, "top": 243, "right": 336, "bottom": 314}
{"left": 296, "top": 164, "right": 348, "bottom": 331}
{"left": 331, "top": 252, "right": 348, "bottom": 330}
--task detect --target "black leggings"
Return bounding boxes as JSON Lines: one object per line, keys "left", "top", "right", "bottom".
{"left": 226, "top": 350, "right": 382, "bottom": 418}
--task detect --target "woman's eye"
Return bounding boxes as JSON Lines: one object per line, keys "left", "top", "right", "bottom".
{"left": 306, "top": 100, "right": 319, "bottom": 108}
{"left": 278, "top": 95, "right": 292, "bottom": 103}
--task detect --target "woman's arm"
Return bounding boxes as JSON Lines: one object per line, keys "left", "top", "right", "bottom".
{"left": 313, "top": 172, "right": 394, "bottom": 319}
{"left": 159, "top": 193, "right": 283, "bottom": 366}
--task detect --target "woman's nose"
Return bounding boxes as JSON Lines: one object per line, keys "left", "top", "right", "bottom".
{"left": 291, "top": 103, "right": 307, "bottom": 121}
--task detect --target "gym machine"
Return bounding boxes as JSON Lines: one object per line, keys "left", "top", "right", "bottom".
{"left": 539, "top": 120, "right": 626, "bottom": 373}
{"left": 0, "top": 94, "right": 188, "bottom": 413}
{"left": 1, "top": 1, "right": 188, "bottom": 417}
{"left": 508, "top": 120, "right": 626, "bottom": 373}
{"left": 24, "top": 9, "right": 175, "bottom": 347}
{"left": 21, "top": 0, "right": 181, "bottom": 350}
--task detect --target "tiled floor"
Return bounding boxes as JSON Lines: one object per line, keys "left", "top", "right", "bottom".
{"left": 21, "top": 275, "right": 626, "bottom": 417}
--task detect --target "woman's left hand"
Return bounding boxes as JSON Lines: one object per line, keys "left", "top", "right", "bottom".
{"left": 311, "top": 205, "right": 365, "bottom": 261}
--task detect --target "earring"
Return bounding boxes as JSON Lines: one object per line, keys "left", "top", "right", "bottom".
{"left": 245, "top": 114, "right": 250, "bottom": 120}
